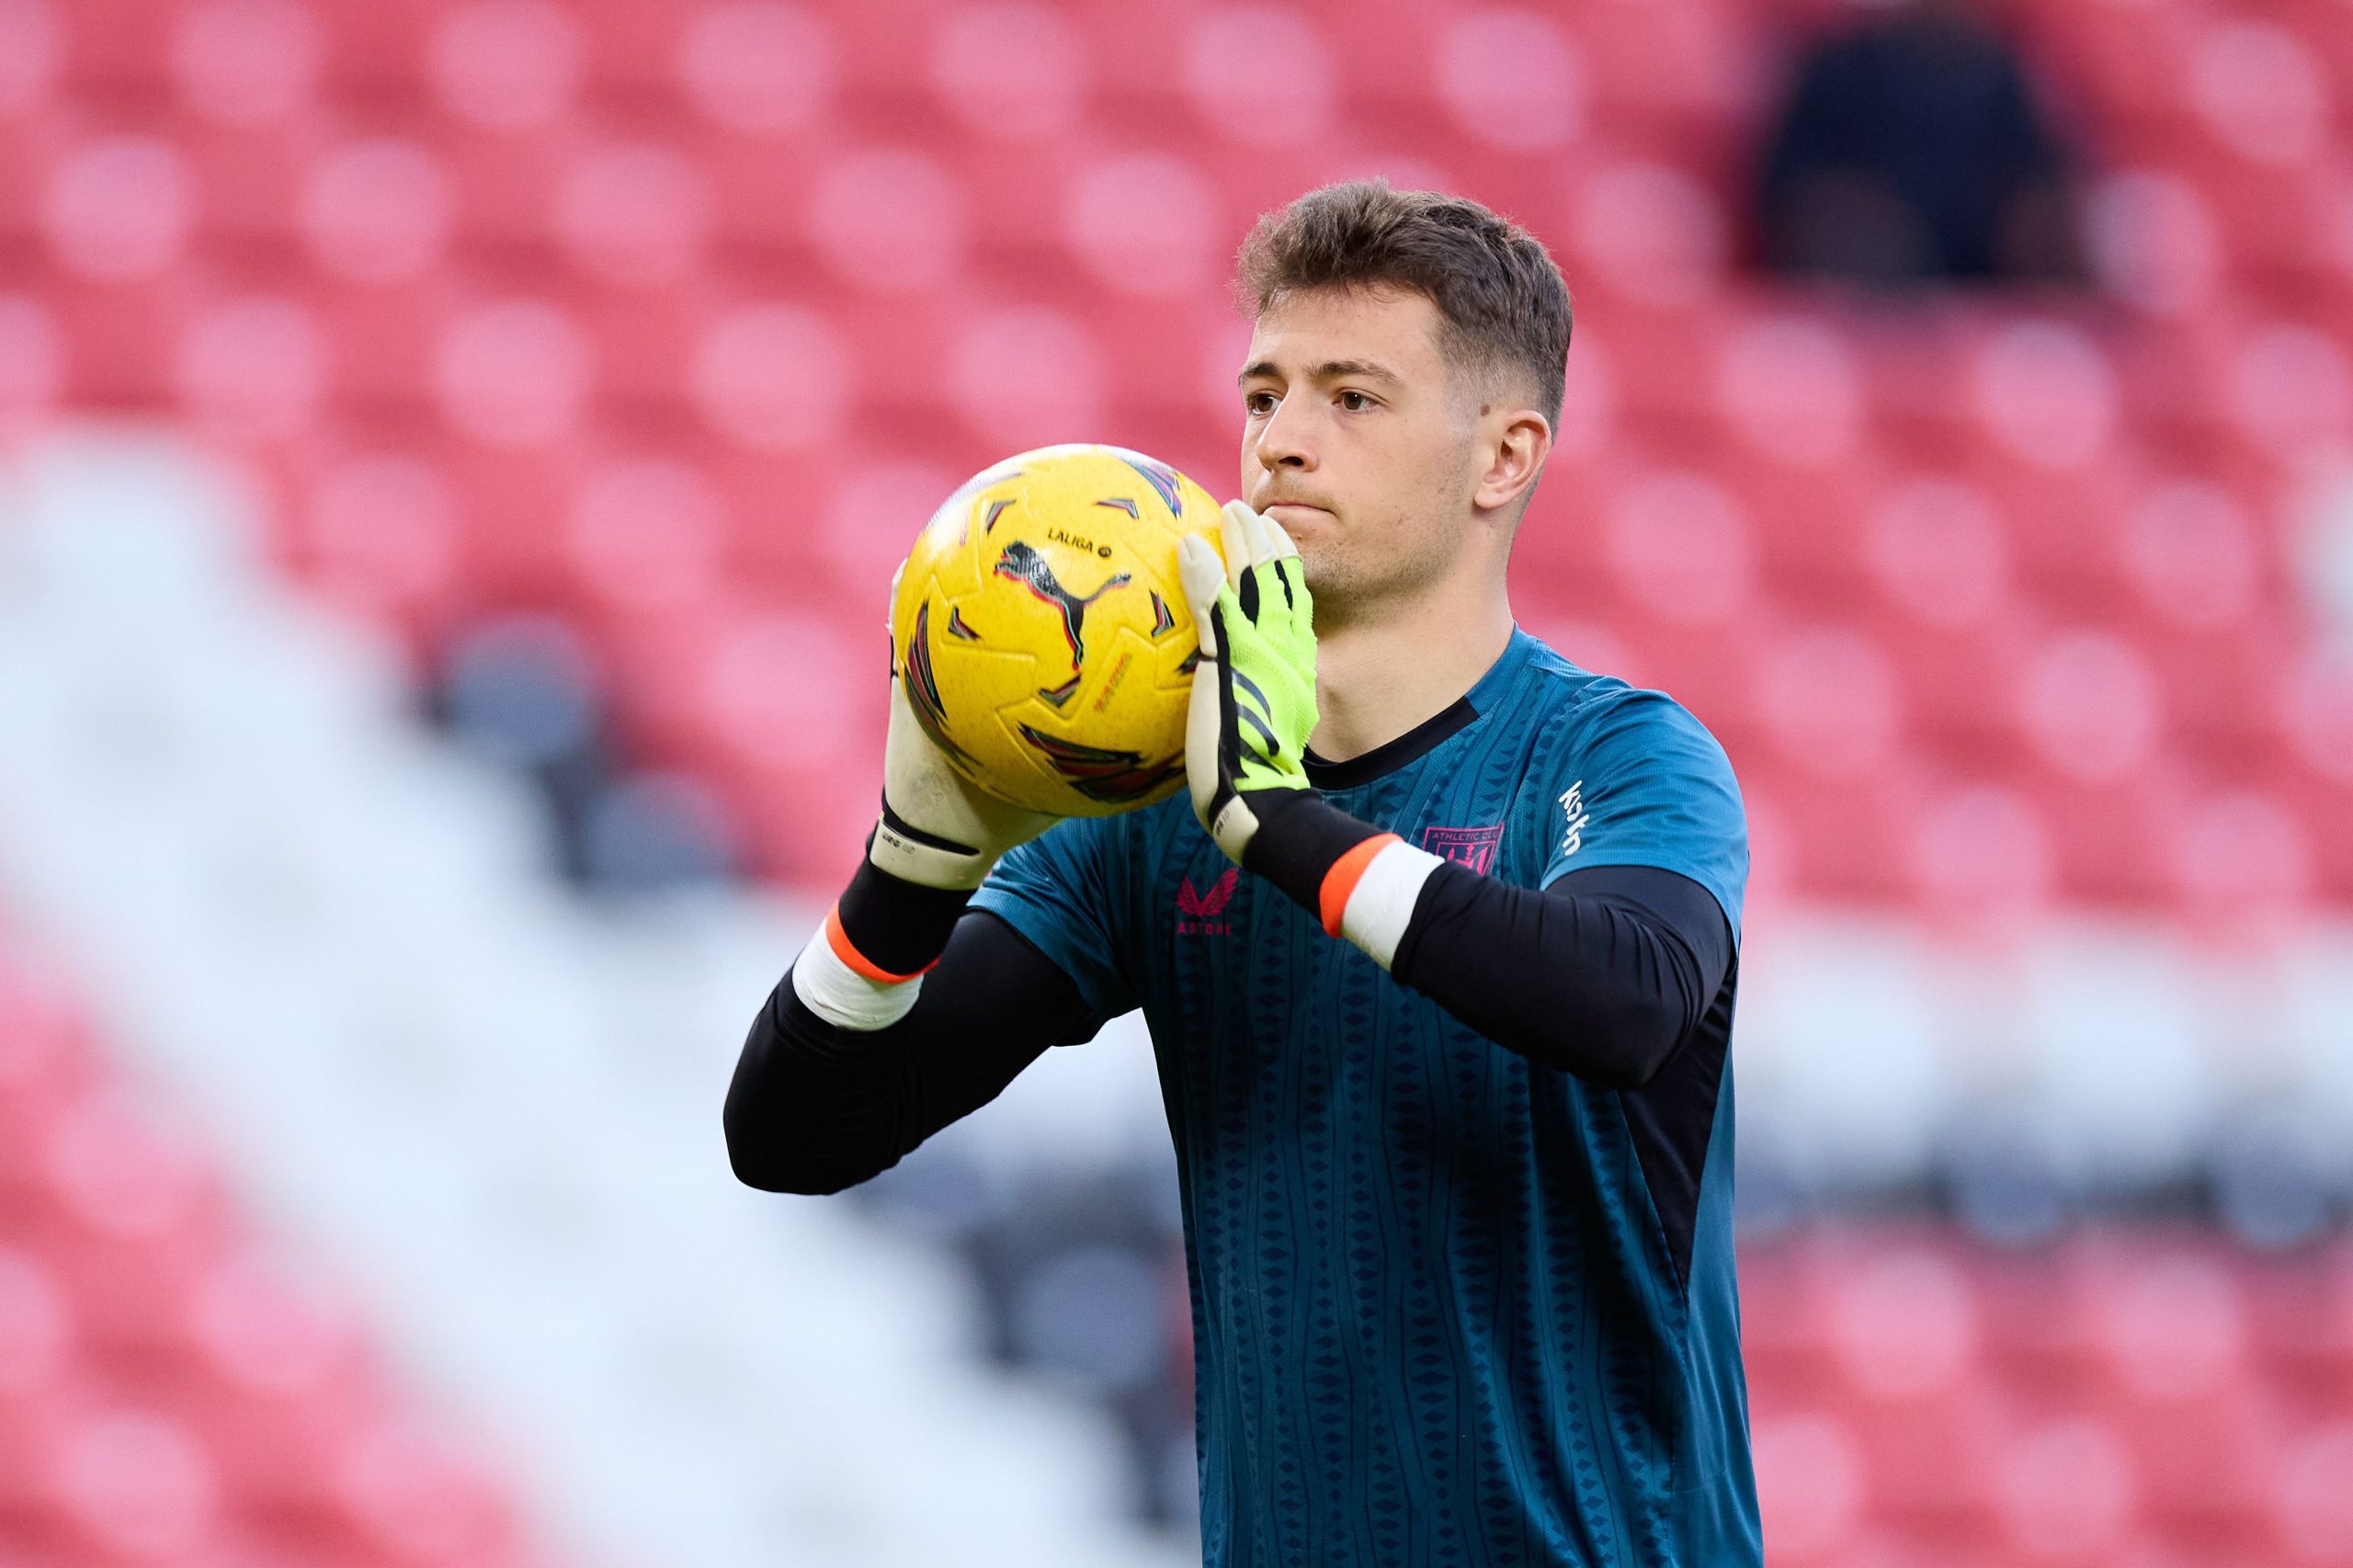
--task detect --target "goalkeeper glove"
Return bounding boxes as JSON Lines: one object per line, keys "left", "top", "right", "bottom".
{"left": 870, "top": 563, "right": 1058, "bottom": 892}
{"left": 1179, "top": 502, "right": 1408, "bottom": 937}
{"left": 796, "top": 565, "right": 1060, "bottom": 1031}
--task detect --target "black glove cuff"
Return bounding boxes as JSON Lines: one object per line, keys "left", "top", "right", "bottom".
{"left": 1239, "top": 790, "right": 1386, "bottom": 916}
{"left": 837, "top": 846, "right": 974, "bottom": 977}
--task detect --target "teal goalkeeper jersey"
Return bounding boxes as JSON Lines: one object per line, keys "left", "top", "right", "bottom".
{"left": 972, "top": 628, "right": 1760, "bottom": 1567}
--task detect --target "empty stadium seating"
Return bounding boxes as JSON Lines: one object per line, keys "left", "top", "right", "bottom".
{"left": 1, "top": 0, "right": 2346, "bottom": 894}
{"left": 1743, "top": 1228, "right": 2353, "bottom": 1566}
{"left": 0, "top": 937, "right": 549, "bottom": 1568}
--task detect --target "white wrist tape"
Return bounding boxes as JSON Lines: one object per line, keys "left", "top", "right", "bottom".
{"left": 790, "top": 923, "right": 924, "bottom": 1031}
{"left": 1337, "top": 841, "right": 1444, "bottom": 971}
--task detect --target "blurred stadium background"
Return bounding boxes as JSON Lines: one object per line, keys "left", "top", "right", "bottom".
{"left": 0, "top": 0, "right": 2350, "bottom": 1564}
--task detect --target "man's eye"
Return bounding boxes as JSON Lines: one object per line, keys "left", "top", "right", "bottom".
{"left": 1245, "top": 392, "right": 1279, "bottom": 415}
{"left": 1338, "top": 391, "right": 1376, "bottom": 412}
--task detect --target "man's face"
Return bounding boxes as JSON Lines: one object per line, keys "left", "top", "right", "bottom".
{"left": 1236, "top": 288, "right": 1487, "bottom": 621}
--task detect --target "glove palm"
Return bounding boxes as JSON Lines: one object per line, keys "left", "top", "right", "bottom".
{"left": 871, "top": 566, "right": 1057, "bottom": 890}
{"left": 1178, "top": 501, "right": 1320, "bottom": 864}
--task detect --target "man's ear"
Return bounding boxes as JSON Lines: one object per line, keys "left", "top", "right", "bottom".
{"left": 1472, "top": 407, "right": 1552, "bottom": 517}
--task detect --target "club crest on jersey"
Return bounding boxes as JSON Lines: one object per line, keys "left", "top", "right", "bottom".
{"left": 1175, "top": 868, "right": 1239, "bottom": 936}
{"left": 1421, "top": 824, "right": 1504, "bottom": 874}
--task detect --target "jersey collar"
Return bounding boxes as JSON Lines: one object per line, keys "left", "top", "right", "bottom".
{"left": 1302, "top": 626, "right": 1538, "bottom": 791}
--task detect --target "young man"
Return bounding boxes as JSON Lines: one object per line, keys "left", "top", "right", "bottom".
{"left": 728, "top": 182, "right": 1758, "bottom": 1567}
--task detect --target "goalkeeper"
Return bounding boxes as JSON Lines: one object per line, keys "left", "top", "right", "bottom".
{"left": 728, "top": 181, "right": 1756, "bottom": 1568}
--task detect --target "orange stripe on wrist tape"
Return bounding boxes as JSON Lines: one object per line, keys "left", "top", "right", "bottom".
{"left": 823, "top": 904, "right": 936, "bottom": 985}
{"left": 1318, "top": 834, "right": 1403, "bottom": 938}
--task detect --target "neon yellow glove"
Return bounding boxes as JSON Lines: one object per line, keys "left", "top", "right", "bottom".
{"left": 1178, "top": 501, "right": 1320, "bottom": 864}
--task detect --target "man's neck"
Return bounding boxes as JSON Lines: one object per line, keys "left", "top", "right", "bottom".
{"left": 1309, "top": 577, "right": 1516, "bottom": 765}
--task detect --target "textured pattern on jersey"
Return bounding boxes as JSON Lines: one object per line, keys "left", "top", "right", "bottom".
{"left": 974, "top": 630, "right": 1757, "bottom": 1567}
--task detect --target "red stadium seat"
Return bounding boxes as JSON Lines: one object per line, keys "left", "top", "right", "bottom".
{"left": 943, "top": 303, "right": 1111, "bottom": 454}
{"left": 50, "top": 0, "right": 176, "bottom": 93}
{"left": 174, "top": 294, "right": 334, "bottom": 449}
{"left": 1733, "top": 452, "right": 1888, "bottom": 613}
{"left": 571, "top": 0, "right": 701, "bottom": 105}
{"left": 2184, "top": 19, "right": 2333, "bottom": 175}
{"left": 1745, "top": 766, "right": 1919, "bottom": 904}
{"left": 1057, "top": 151, "right": 1230, "bottom": 302}
{"left": 442, "top": 438, "right": 597, "bottom": 601}
{"left": 1827, "top": 1247, "right": 1985, "bottom": 1403}
{"left": 1572, "top": 0, "right": 1756, "bottom": 148}
{"left": 804, "top": 454, "right": 959, "bottom": 602}
{"left": 2023, "top": 767, "right": 2184, "bottom": 907}
{"left": 299, "top": 139, "right": 457, "bottom": 284}
{"left": 0, "top": 0, "right": 61, "bottom": 119}
{"left": 172, "top": 0, "right": 324, "bottom": 130}
{"left": 551, "top": 141, "right": 714, "bottom": 289}
{"left": 1562, "top": 165, "right": 1734, "bottom": 322}
{"left": 1428, "top": 8, "right": 1587, "bottom": 156}
{"left": 431, "top": 295, "right": 597, "bottom": 449}
{"left": 0, "top": 1244, "right": 76, "bottom": 1394}
{"left": 1846, "top": 1383, "right": 2006, "bottom": 1543}
{"left": 559, "top": 453, "right": 734, "bottom": 618}
{"left": 567, "top": 274, "right": 715, "bottom": 409}
{"left": 52, "top": 1403, "right": 224, "bottom": 1559}
{"left": 803, "top": 144, "right": 972, "bottom": 294}
{"left": 1859, "top": 473, "right": 2015, "bottom": 631}
{"left": 1597, "top": 466, "right": 1762, "bottom": 627}
{"left": 924, "top": 2, "right": 1092, "bottom": 147}
{"left": 40, "top": 135, "right": 200, "bottom": 284}
{"left": 1904, "top": 779, "right": 2059, "bottom": 929}
{"left": 289, "top": 447, "right": 475, "bottom": 640}
{"left": 2115, "top": 477, "right": 2269, "bottom": 635}
{"left": 2167, "top": 787, "right": 2322, "bottom": 929}
{"left": 426, "top": 120, "right": 576, "bottom": 256}
{"left": 1711, "top": 311, "right": 1873, "bottom": 473}
{"left": 688, "top": 299, "right": 856, "bottom": 456}
{"left": 1176, "top": 6, "right": 1341, "bottom": 154}
{"left": 2018, "top": 0, "right": 2203, "bottom": 129}
{"left": 1750, "top": 1412, "right": 1868, "bottom": 1564}
{"left": 2085, "top": 168, "right": 2227, "bottom": 321}
{"left": 2014, "top": 628, "right": 2169, "bottom": 785}
{"left": 1991, "top": 1417, "right": 2142, "bottom": 1563}
{"left": 2269, "top": 1422, "right": 2353, "bottom": 1566}
{"left": 1964, "top": 319, "right": 2125, "bottom": 475}
{"left": 1750, "top": 623, "right": 1909, "bottom": 783}
{"left": 329, "top": 1418, "right": 526, "bottom": 1565}
{"left": 426, "top": 0, "right": 585, "bottom": 131}
{"left": 2230, "top": 322, "right": 2353, "bottom": 460}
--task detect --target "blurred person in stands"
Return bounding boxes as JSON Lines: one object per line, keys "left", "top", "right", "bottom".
{"left": 729, "top": 182, "right": 1757, "bottom": 1566}
{"left": 1755, "top": 0, "right": 2084, "bottom": 287}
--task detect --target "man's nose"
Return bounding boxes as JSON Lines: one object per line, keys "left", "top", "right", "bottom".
{"left": 1255, "top": 397, "right": 1315, "bottom": 472}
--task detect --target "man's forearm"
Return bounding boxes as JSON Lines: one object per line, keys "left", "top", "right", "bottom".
{"left": 724, "top": 907, "right": 1097, "bottom": 1194}
{"left": 1240, "top": 799, "right": 1733, "bottom": 1090}
{"left": 1390, "top": 862, "right": 1731, "bottom": 1090}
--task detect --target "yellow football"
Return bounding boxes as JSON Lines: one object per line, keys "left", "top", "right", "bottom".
{"left": 890, "top": 444, "right": 1223, "bottom": 817}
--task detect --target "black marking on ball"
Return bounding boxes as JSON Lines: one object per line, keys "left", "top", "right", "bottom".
{"left": 902, "top": 603, "right": 980, "bottom": 769}
{"left": 1018, "top": 725, "right": 1183, "bottom": 804}
{"left": 993, "top": 540, "right": 1131, "bottom": 676}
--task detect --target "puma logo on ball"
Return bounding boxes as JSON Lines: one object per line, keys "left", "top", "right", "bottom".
{"left": 995, "top": 540, "right": 1131, "bottom": 676}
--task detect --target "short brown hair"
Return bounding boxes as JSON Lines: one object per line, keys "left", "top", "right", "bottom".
{"left": 1234, "top": 180, "right": 1573, "bottom": 427}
